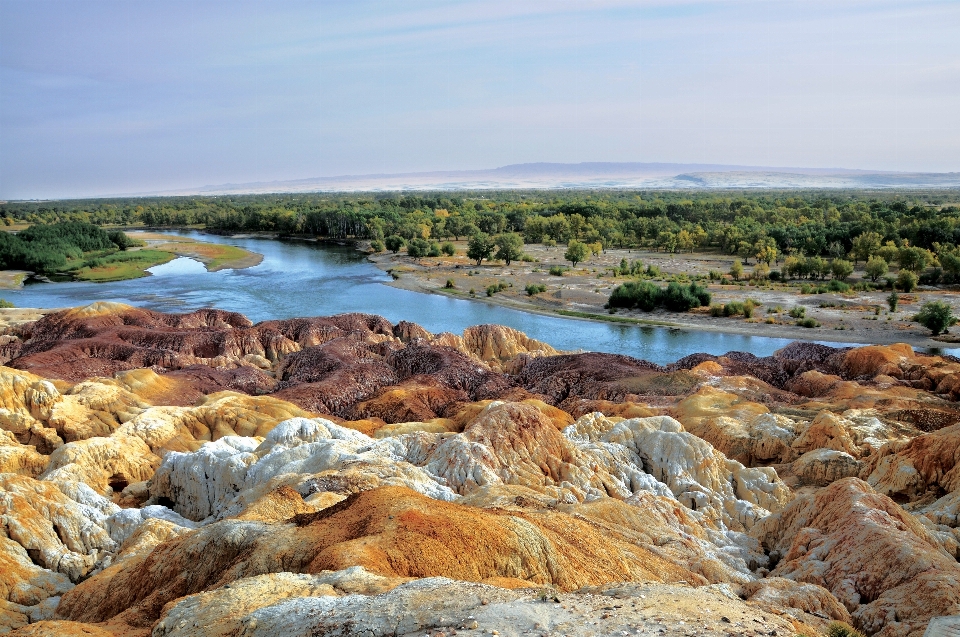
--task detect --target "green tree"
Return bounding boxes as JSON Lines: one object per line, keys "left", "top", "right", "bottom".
{"left": 850, "top": 232, "right": 882, "bottom": 265}
{"left": 864, "top": 256, "right": 888, "bottom": 282}
{"left": 887, "top": 291, "right": 899, "bottom": 312}
{"left": 467, "top": 232, "right": 494, "bottom": 265}
{"left": 370, "top": 239, "right": 384, "bottom": 253}
{"left": 898, "top": 246, "right": 929, "bottom": 273}
{"left": 385, "top": 235, "right": 405, "bottom": 254}
{"left": 730, "top": 259, "right": 744, "bottom": 281}
{"left": 915, "top": 300, "right": 956, "bottom": 335}
{"left": 440, "top": 242, "right": 456, "bottom": 256}
{"left": 830, "top": 259, "right": 853, "bottom": 281}
{"left": 564, "top": 240, "right": 589, "bottom": 267}
{"left": 493, "top": 233, "right": 524, "bottom": 265}
{"left": 896, "top": 270, "right": 918, "bottom": 292}
{"left": 406, "top": 238, "right": 431, "bottom": 258}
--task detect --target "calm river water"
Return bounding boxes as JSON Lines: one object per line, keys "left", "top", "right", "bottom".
{"left": 6, "top": 230, "right": 871, "bottom": 365}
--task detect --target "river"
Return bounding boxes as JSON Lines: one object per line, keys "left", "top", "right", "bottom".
{"left": 5, "top": 230, "right": 875, "bottom": 365}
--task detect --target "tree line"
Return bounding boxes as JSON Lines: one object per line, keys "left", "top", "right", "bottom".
{"left": 0, "top": 222, "right": 142, "bottom": 274}
{"left": 3, "top": 189, "right": 959, "bottom": 265}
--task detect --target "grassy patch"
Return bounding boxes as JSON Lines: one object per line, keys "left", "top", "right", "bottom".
{"left": 152, "top": 242, "right": 259, "bottom": 270}
{"left": 556, "top": 309, "right": 678, "bottom": 326}
{"left": 72, "top": 250, "right": 176, "bottom": 282}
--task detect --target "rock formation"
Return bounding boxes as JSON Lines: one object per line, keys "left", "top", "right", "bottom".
{"left": 1, "top": 303, "right": 959, "bottom": 636}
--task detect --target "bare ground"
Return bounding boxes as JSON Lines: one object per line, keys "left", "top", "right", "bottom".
{"left": 368, "top": 241, "right": 960, "bottom": 350}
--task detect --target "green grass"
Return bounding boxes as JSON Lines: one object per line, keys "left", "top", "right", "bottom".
{"left": 72, "top": 250, "right": 176, "bottom": 282}
{"left": 556, "top": 309, "right": 679, "bottom": 326}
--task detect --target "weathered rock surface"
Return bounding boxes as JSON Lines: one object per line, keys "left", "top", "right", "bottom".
{"left": 1, "top": 306, "right": 958, "bottom": 636}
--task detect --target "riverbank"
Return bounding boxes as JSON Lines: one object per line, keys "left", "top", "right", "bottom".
{"left": 367, "top": 241, "right": 959, "bottom": 350}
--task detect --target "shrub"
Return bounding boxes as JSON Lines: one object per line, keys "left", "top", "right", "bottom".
{"left": 919, "top": 267, "right": 943, "bottom": 285}
{"left": 831, "top": 259, "right": 854, "bottom": 281}
{"left": 915, "top": 300, "right": 956, "bottom": 335}
{"left": 107, "top": 230, "right": 144, "bottom": 250}
{"left": 827, "top": 279, "right": 850, "bottom": 292}
{"left": 549, "top": 265, "right": 567, "bottom": 276}
{"left": 789, "top": 306, "right": 806, "bottom": 318}
{"left": 406, "top": 238, "right": 431, "bottom": 258}
{"left": 0, "top": 299, "right": 13, "bottom": 309}
{"left": 730, "top": 260, "right": 744, "bottom": 281}
{"left": 797, "top": 317, "right": 820, "bottom": 328}
{"left": 645, "top": 264, "right": 661, "bottom": 277}
{"left": 723, "top": 301, "right": 745, "bottom": 317}
{"left": 709, "top": 304, "right": 724, "bottom": 317}
{"left": 520, "top": 254, "right": 535, "bottom": 262}
{"left": 370, "top": 239, "right": 385, "bottom": 253}
{"left": 742, "top": 299, "right": 758, "bottom": 318}
{"left": 525, "top": 283, "right": 547, "bottom": 296}
{"left": 440, "top": 242, "right": 456, "bottom": 256}
{"left": 444, "top": 279, "right": 455, "bottom": 289}
{"left": 427, "top": 242, "right": 441, "bottom": 257}
{"left": 661, "top": 282, "right": 703, "bottom": 312}
{"left": 887, "top": 291, "right": 899, "bottom": 312}
{"left": 826, "top": 622, "right": 866, "bottom": 637}
{"left": 896, "top": 270, "right": 918, "bottom": 292}
{"left": 385, "top": 235, "right": 405, "bottom": 253}
{"left": 608, "top": 281, "right": 661, "bottom": 311}
{"left": 708, "top": 269, "right": 723, "bottom": 281}
{"left": 769, "top": 270, "right": 781, "bottom": 281}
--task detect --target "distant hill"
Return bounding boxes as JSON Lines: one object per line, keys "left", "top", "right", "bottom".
{"left": 140, "top": 162, "right": 960, "bottom": 196}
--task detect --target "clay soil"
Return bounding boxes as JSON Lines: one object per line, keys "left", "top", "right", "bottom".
{"left": 368, "top": 241, "right": 960, "bottom": 350}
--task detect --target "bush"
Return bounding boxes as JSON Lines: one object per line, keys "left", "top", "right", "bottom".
{"left": 797, "top": 317, "right": 820, "bottom": 328}
{"left": 789, "top": 306, "right": 806, "bottom": 318}
{"left": 827, "top": 279, "right": 850, "bottom": 292}
{"left": 831, "top": 259, "right": 854, "bottom": 281}
{"left": 406, "top": 238, "right": 432, "bottom": 258}
{"left": 709, "top": 304, "right": 724, "bottom": 317}
{"left": 723, "top": 301, "right": 745, "bottom": 317}
{"left": 525, "top": 283, "right": 547, "bottom": 296}
{"left": 385, "top": 235, "right": 405, "bottom": 253}
{"left": 915, "top": 300, "right": 956, "bottom": 335}
{"left": 543, "top": 239, "right": 556, "bottom": 247}
{"left": 440, "top": 242, "right": 456, "bottom": 256}
{"left": 919, "top": 267, "right": 943, "bottom": 285}
{"left": 769, "top": 270, "right": 781, "bottom": 281}
{"left": 826, "top": 622, "right": 866, "bottom": 637}
{"left": 370, "top": 239, "right": 385, "bottom": 253}
{"left": 0, "top": 299, "right": 13, "bottom": 309}
{"left": 520, "top": 254, "right": 535, "bottom": 262}
{"left": 708, "top": 269, "right": 723, "bottom": 281}
{"left": 660, "top": 281, "right": 709, "bottom": 312}
{"left": 548, "top": 265, "right": 567, "bottom": 276}
{"left": 107, "top": 230, "right": 144, "bottom": 250}
{"left": 645, "top": 264, "right": 661, "bottom": 277}
{"left": 896, "top": 270, "right": 918, "bottom": 292}
{"left": 485, "top": 281, "right": 509, "bottom": 296}
{"left": 887, "top": 291, "right": 899, "bottom": 312}
{"left": 444, "top": 279, "right": 455, "bottom": 289}
{"left": 608, "top": 281, "right": 662, "bottom": 311}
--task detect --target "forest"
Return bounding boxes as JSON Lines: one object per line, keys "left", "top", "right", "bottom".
{"left": 0, "top": 221, "right": 142, "bottom": 274}
{"left": 3, "top": 190, "right": 960, "bottom": 273}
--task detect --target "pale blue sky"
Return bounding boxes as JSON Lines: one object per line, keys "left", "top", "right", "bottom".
{"left": 1, "top": 0, "right": 958, "bottom": 199}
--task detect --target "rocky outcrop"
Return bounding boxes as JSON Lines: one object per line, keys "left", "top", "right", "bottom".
{"left": 3, "top": 306, "right": 960, "bottom": 636}
{"left": 752, "top": 478, "right": 960, "bottom": 636}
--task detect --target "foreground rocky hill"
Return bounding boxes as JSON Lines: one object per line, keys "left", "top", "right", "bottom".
{"left": 0, "top": 302, "right": 957, "bottom": 636}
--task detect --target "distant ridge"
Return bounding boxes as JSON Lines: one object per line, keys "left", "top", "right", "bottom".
{"left": 131, "top": 162, "right": 960, "bottom": 196}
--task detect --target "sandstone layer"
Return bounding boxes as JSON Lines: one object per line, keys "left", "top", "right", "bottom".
{"left": 0, "top": 303, "right": 958, "bottom": 636}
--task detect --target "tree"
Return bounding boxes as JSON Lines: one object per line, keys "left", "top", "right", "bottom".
{"left": 896, "top": 270, "right": 918, "bottom": 292}
{"left": 440, "top": 242, "right": 456, "bottom": 256}
{"left": 406, "top": 238, "right": 431, "bottom": 259}
{"left": 385, "top": 235, "right": 405, "bottom": 254}
{"left": 831, "top": 259, "right": 853, "bottom": 281}
{"left": 864, "top": 256, "right": 888, "bottom": 282}
{"left": 850, "top": 232, "right": 882, "bottom": 265}
{"left": 564, "top": 240, "right": 589, "bottom": 267}
{"left": 898, "top": 246, "right": 929, "bottom": 273}
{"left": 493, "top": 233, "right": 523, "bottom": 265}
{"left": 730, "top": 259, "right": 744, "bottom": 281}
{"left": 915, "top": 300, "right": 956, "bottom": 335}
{"left": 466, "top": 232, "right": 494, "bottom": 266}
{"left": 754, "top": 237, "right": 778, "bottom": 265}
{"left": 877, "top": 242, "right": 899, "bottom": 265}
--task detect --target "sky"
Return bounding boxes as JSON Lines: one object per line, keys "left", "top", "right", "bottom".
{"left": 1, "top": 0, "right": 958, "bottom": 199}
